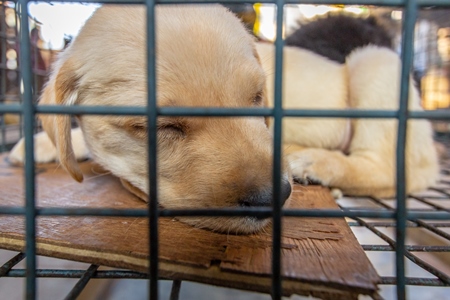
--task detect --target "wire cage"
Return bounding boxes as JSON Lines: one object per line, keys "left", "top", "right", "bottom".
{"left": 1, "top": 0, "right": 450, "bottom": 299}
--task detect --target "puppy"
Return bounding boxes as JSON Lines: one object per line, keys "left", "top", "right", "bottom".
{"left": 9, "top": 5, "right": 292, "bottom": 234}
{"left": 268, "top": 13, "right": 437, "bottom": 197}
{"left": 256, "top": 42, "right": 439, "bottom": 198}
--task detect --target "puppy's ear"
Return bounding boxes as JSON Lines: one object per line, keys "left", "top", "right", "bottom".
{"left": 39, "top": 59, "right": 84, "bottom": 182}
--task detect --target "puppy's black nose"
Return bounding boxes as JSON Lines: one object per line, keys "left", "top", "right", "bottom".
{"left": 239, "top": 179, "right": 292, "bottom": 208}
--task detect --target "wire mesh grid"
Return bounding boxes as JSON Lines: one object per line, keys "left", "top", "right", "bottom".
{"left": 0, "top": 0, "right": 450, "bottom": 299}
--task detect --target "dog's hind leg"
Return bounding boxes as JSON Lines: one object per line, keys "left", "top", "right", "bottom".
{"left": 345, "top": 46, "right": 438, "bottom": 196}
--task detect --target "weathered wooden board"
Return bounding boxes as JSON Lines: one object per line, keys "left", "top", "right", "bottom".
{"left": 0, "top": 154, "right": 379, "bottom": 299}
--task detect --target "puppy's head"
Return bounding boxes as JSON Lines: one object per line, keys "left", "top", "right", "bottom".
{"left": 39, "top": 5, "right": 292, "bottom": 234}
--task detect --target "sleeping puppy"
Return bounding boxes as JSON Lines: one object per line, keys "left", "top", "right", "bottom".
{"left": 9, "top": 5, "right": 293, "bottom": 234}
{"left": 254, "top": 13, "right": 438, "bottom": 197}
{"left": 256, "top": 42, "right": 439, "bottom": 198}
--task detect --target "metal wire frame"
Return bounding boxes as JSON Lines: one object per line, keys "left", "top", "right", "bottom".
{"left": 342, "top": 187, "right": 450, "bottom": 288}
{"left": 3, "top": 175, "right": 450, "bottom": 297}
{"left": 0, "top": 0, "right": 449, "bottom": 299}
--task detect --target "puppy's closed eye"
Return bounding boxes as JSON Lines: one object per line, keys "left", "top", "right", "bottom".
{"left": 158, "top": 123, "right": 186, "bottom": 140}
{"left": 253, "top": 91, "right": 264, "bottom": 106}
{"left": 121, "top": 118, "right": 186, "bottom": 141}
{"left": 124, "top": 122, "right": 147, "bottom": 140}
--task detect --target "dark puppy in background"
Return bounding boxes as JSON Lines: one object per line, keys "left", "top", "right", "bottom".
{"left": 285, "top": 14, "right": 395, "bottom": 63}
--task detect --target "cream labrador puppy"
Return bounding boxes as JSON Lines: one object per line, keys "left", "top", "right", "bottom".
{"left": 9, "top": 5, "right": 293, "bottom": 234}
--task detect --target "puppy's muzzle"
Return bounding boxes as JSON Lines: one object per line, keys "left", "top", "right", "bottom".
{"left": 238, "top": 179, "right": 291, "bottom": 218}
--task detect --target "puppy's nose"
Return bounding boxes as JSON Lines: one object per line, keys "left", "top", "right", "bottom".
{"left": 279, "top": 179, "right": 292, "bottom": 206}
{"left": 239, "top": 179, "right": 292, "bottom": 208}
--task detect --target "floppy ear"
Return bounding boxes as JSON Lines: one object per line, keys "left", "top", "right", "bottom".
{"left": 39, "top": 59, "right": 84, "bottom": 182}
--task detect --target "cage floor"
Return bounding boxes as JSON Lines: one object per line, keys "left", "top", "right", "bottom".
{"left": 0, "top": 153, "right": 379, "bottom": 299}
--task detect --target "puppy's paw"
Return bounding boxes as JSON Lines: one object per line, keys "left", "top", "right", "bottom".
{"left": 9, "top": 128, "right": 90, "bottom": 166}
{"left": 293, "top": 175, "right": 322, "bottom": 186}
{"left": 287, "top": 149, "right": 341, "bottom": 188}
{"left": 331, "top": 188, "right": 343, "bottom": 199}
{"left": 9, "top": 131, "right": 58, "bottom": 165}
{"left": 8, "top": 137, "right": 25, "bottom": 165}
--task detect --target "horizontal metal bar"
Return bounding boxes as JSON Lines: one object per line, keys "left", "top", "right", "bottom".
{"left": 349, "top": 221, "right": 450, "bottom": 228}
{"left": 1, "top": 206, "right": 450, "bottom": 219}
{"left": 35, "top": 105, "right": 148, "bottom": 116}
{"left": 346, "top": 207, "right": 439, "bottom": 212}
{"left": 161, "top": 107, "right": 399, "bottom": 118}
{"left": 0, "top": 207, "right": 149, "bottom": 216}
{"left": 410, "top": 110, "right": 450, "bottom": 120}
{"left": 348, "top": 221, "right": 419, "bottom": 227}
{"left": 4, "top": 269, "right": 148, "bottom": 279}
{"left": 0, "top": 104, "right": 22, "bottom": 114}
{"left": 380, "top": 277, "right": 449, "bottom": 286}
{"left": 2, "top": 105, "right": 396, "bottom": 118}
{"left": 4, "top": 268, "right": 450, "bottom": 287}
{"left": 3, "top": 104, "right": 450, "bottom": 120}
{"left": 362, "top": 245, "right": 450, "bottom": 252}
{"left": 15, "top": 0, "right": 450, "bottom": 7}
{"left": 0, "top": 105, "right": 400, "bottom": 118}
{"left": 0, "top": 253, "right": 26, "bottom": 277}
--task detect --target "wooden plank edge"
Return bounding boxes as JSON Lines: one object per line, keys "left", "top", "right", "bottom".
{"left": 0, "top": 236, "right": 376, "bottom": 299}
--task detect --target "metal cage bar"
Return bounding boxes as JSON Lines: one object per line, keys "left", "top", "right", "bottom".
{"left": 271, "top": 0, "right": 285, "bottom": 298}
{"left": 145, "top": 0, "right": 160, "bottom": 298}
{"left": 395, "top": 1, "right": 418, "bottom": 297}
{"left": 17, "top": 1, "right": 37, "bottom": 299}
{"left": 64, "top": 264, "right": 99, "bottom": 300}
{"left": 0, "top": 0, "right": 449, "bottom": 299}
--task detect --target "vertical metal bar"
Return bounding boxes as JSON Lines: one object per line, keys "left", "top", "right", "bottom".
{"left": 396, "top": 1, "right": 418, "bottom": 299}
{"left": 169, "top": 280, "right": 182, "bottom": 300}
{"left": 18, "top": 0, "right": 37, "bottom": 299}
{"left": 272, "top": 1, "right": 285, "bottom": 299}
{"left": 145, "top": 1, "right": 159, "bottom": 299}
{"left": 0, "top": 2, "right": 7, "bottom": 152}
{"left": 64, "top": 264, "right": 99, "bottom": 300}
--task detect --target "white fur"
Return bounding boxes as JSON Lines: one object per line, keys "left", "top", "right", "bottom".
{"left": 9, "top": 127, "right": 89, "bottom": 165}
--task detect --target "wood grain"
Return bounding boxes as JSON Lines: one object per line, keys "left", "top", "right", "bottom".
{"left": 0, "top": 154, "right": 379, "bottom": 299}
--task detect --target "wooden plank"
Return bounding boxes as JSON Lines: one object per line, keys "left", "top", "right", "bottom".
{"left": 0, "top": 153, "right": 379, "bottom": 299}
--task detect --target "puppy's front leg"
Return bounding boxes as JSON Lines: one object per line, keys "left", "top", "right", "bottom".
{"left": 287, "top": 148, "right": 396, "bottom": 198}
{"left": 8, "top": 127, "right": 89, "bottom": 165}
